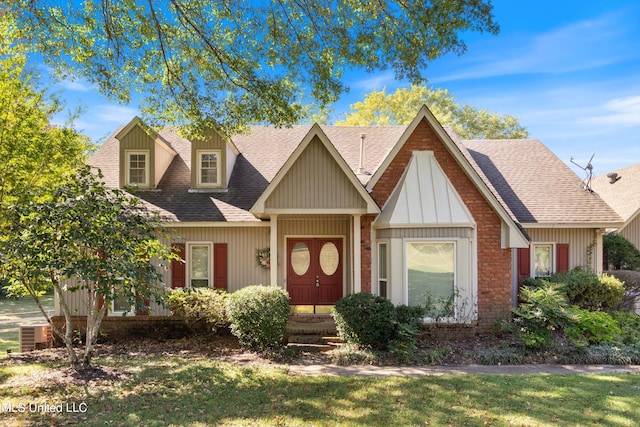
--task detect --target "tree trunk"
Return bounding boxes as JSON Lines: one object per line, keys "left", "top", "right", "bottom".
{"left": 82, "top": 288, "right": 108, "bottom": 369}
{"left": 49, "top": 276, "right": 82, "bottom": 371}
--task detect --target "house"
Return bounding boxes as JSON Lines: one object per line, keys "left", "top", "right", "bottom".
{"left": 592, "top": 163, "right": 640, "bottom": 252}
{"left": 54, "top": 106, "right": 622, "bottom": 333}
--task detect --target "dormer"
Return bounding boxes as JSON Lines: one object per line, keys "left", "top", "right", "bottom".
{"left": 117, "top": 117, "right": 177, "bottom": 189}
{"left": 189, "top": 128, "right": 239, "bottom": 191}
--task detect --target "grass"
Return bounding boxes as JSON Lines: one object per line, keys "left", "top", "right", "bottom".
{"left": 0, "top": 293, "right": 54, "bottom": 356}
{"left": 1, "top": 354, "right": 639, "bottom": 426}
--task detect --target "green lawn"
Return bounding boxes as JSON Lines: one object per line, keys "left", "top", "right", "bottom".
{"left": 1, "top": 354, "right": 638, "bottom": 426}
{"left": 0, "top": 294, "right": 54, "bottom": 356}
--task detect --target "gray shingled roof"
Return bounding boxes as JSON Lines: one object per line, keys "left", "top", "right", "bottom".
{"left": 592, "top": 163, "right": 640, "bottom": 222}
{"left": 463, "top": 139, "right": 622, "bottom": 225}
{"left": 89, "top": 124, "right": 623, "bottom": 226}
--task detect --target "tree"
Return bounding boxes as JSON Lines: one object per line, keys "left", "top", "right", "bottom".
{"left": 336, "top": 85, "right": 529, "bottom": 139}
{"left": 0, "top": 14, "right": 89, "bottom": 208}
{"left": 5, "top": 1, "right": 499, "bottom": 135}
{"left": 603, "top": 232, "right": 640, "bottom": 271}
{"left": 0, "top": 167, "right": 177, "bottom": 372}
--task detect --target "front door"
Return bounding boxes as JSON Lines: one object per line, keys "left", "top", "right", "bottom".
{"left": 287, "top": 238, "right": 343, "bottom": 307}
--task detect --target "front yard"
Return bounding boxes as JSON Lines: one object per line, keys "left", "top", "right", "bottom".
{"left": 1, "top": 337, "right": 639, "bottom": 426}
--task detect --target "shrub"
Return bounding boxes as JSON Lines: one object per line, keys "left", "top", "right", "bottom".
{"left": 512, "top": 283, "right": 573, "bottom": 349}
{"left": 610, "top": 311, "right": 640, "bottom": 345}
{"left": 565, "top": 308, "right": 620, "bottom": 347}
{"left": 549, "top": 268, "right": 624, "bottom": 311}
{"left": 389, "top": 323, "right": 418, "bottom": 363}
{"left": 225, "top": 285, "right": 291, "bottom": 351}
{"left": 604, "top": 232, "right": 640, "bottom": 270}
{"left": 474, "top": 346, "right": 524, "bottom": 365}
{"left": 166, "top": 288, "right": 229, "bottom": 334}
{"left": 332, "top": 292, "right": 396, "bottom": 350}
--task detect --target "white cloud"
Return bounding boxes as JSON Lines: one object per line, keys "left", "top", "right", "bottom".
{"left": 57, "top": 78, "right": 93, "bottom": 92}
{"left": 94, "top": 104, "right": 140, "bottom": 123}
{"left": 432, "top": 10, "right": 634, "bottom": 83}
{"left": 348, "top": 71, "right": 396, "bottom": 91}
{"left": 583, "top": 96, "right": 640, "bottom": 127}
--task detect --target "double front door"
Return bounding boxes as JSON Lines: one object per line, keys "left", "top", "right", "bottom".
{"left": 287, "top": 238, "right": 343, "bottom": 306}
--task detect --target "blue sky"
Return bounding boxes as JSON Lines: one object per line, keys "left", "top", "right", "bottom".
{"left": 52, "top": 0, "right": 640, "bottom": 178}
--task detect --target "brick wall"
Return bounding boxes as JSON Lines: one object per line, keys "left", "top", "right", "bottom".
{"left": 370, "top": 119, "right": 513, "bottom": 332}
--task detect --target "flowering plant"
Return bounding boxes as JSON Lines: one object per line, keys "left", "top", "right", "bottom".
{"left": 256, "top": 248, "right": 270, "bottom": 270}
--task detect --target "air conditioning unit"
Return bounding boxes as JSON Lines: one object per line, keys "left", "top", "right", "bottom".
{"left": 19, "top": 324, "right": 53, "bottom": 352}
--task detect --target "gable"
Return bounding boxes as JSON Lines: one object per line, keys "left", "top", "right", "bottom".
{"left": 265, "top": 135, "right": 366, "bottom": 211}
{"left": 368, "top": 106, "right": 528, "bottom": 248}
{"left": 374, "top": 151, "right": 474, "bottom": 228}
{"left": 251, "top": 125, "right": 379, "bottom": 216}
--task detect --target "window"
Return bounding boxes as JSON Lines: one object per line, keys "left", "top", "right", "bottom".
{"left": 110, "top": 284, "right": 135, "bottom": 316}
{"left": 406, "top": 242, "right": 455, "bottom": 317}
{"left": 197, "top": 150, "right": 220, "bottom": 187}
{"left": 378, "top": 243, "right": 388, "bottom": 298}
{"left": 189, "top": 243, "right": 212, "bottom": 288}
{"left": 533, "top": 243, "right": 553, "bottom": 278}
{"left": 126, "top": 151, "right": 149, "bottom": 186}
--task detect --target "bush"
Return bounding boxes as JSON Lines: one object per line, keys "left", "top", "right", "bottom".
{"left": 225, "top": 285, "right": 291, "bottom": 351}
{"left": 166, "top": 288, "right": 229, "bottom": 334}
{"left": 474, "top": 346, "right": 524, "bottom": 365}
{"left": 512, "top": 283, "right": 573, "bottom": 349}
{"left": 549, "top": 268, "right": 624, "bottom": 311}
{"left": 610, "top": 311, "right": 640, "bottom": 345}
{"left": 332, "top": 293, "right": 396, "bottom": 350}
{"left": 604, "top": 232, "right": 640, "bottom": 270}
{"left": 565, "top": 308, "right": 620, "bottom": 347}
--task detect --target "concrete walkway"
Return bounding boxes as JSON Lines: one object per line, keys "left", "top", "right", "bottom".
{"left": 285, "top": 363, "right": 640, "bottom": 377}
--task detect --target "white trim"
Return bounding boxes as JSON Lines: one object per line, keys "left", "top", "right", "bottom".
{"left": 196, "top": 149, "right": 222, "bottom": 188}
{"left": 262, "top": 208, "right": 372, "bottom": 215}
{"left": 186, "top": 242, "right": 213, "bottom": 288}
{"left": 125, "top": 150, "right": 150, "bottom": 187}
{"left": 163, "top": 221, "right": 266, "bottom": 228}
{"left": 270, "top": 215, "right": 278, "bottom": 287}
{"left": 353, "top": 215, "right": 361, "bottom": 293}
{"left": 522, "top": 222, "right": 623, "bottom": 229}
{"left": 377, "top": 241, "right": 389, "bottom": 298}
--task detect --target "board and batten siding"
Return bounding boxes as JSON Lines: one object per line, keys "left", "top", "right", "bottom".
{"left": 119, "top": 125, "right": 156, "bottom": 187}
{"left": 524, "top": 228, "right": 600, "bottom": 271}
{"left": 621, "top": 215, "right": 640, "bottom": 253}
{"left": 56, "top": 226, "right": 271, "bottom": 317}
{"left": 265, "top": 136, "right": 366, "bottom": 210}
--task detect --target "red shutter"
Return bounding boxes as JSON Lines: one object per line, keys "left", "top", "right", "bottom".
{"left": 136, "top": 294, "right": 150, "bottom": 315}
{"left": 556, "top": 243, "right": 570, "bottom": 273}
{"left": 214, "top": 243, "right": 228, "bottom": 290}
{"left": 517, "top": 247, "right": 531, "bottom": 282}
{"left": 171, "top": 243, "right": 186, "bottom": 288}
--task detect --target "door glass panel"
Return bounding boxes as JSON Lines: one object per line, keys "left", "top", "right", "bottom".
{"left": 319, "top": 242, "right": 339, "bottom": 276}
{"left": 291, "top": 242, "right": 310, "bottom": 276}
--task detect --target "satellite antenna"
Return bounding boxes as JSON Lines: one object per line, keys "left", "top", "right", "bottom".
{"left": 570, "top": 153, "right": 595, "bottom": 192}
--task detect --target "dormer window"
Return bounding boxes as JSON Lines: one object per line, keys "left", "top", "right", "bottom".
{"left": 126, "top": 150, "right": 149, "bottom": 187}
{"left": 197, "top": 150, "right": 221, "bottom": 187}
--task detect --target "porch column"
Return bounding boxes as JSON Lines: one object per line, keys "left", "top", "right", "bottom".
{"left": 353, "top": 214, "right": 361, "bottom": 293}
{"left": 270, "top": 214, "right": 278, "bottom": 287}
{"left": 595, "top": 228, "right": 604, "bottom": 274}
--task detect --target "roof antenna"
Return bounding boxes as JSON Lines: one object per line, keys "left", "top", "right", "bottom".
{"left": 570, "top": 153, "right": 595, "bottom": 193}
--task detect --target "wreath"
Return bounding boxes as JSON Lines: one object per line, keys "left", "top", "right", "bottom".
{"left": 256, "top": 248, "right": 270, "bottom": 270}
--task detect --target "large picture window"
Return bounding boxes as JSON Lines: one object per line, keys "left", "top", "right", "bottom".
{"left": 406, "top": 242, "right": 455, "bottom": 317}
{"left": 189, "top": 243, "right": 212, "bottom": 288}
